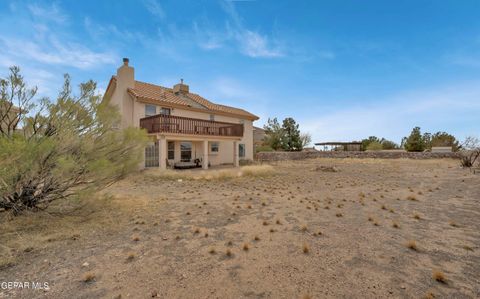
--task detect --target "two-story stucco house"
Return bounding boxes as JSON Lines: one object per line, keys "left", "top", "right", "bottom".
{"left": 103, "top": 58, "right": 259, "bottom": 170}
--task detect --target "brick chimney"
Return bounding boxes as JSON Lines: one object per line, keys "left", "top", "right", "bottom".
{"left": 173, "top": 78, "right": 189, "bottom": 94}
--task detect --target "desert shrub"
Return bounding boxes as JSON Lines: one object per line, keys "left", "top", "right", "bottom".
{"left": 361, "top": 136, "right": 398, "bottom": 150}
{"left": 0, "top": 66, "right": 148, "bottom": 215}
{"left": 366, "top": 141, "right": 383, "bottom": 151}
{"left": 255, "top": 145, "right": 274, "bottom": 153}
{"left": 239, "top": 159, "right": 254, "bottom": 166}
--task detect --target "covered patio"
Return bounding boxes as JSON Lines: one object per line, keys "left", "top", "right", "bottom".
{"left": 145, "top": 135, "right": 241, "bottom": 170}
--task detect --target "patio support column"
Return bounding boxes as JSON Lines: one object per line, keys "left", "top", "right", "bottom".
{"left": 159, "top": 135, "right": 167, "bottom": 170}
{"left": 202, "top": 140, "right": 209, "bottom": 169}
{"left": 233, "top": 141, "right": 239, "bottom": 167}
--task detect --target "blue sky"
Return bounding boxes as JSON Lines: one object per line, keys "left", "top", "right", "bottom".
{"left": 1, "top": 0, "right": 479, "bottom": 144}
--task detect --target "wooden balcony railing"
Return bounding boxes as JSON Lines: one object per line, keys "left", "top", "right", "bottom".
{"left": 140, "top": 114, "right": 244, "bottom": 137}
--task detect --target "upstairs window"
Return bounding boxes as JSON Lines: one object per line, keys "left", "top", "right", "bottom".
{"left": 145, "top": 104, "right": 156, "bottom": 117}
{"left": 210, "top": 114, "right": 215, "bottom": 121}
{"left": 160, "top": 108, "right": 171, "bottom": 115}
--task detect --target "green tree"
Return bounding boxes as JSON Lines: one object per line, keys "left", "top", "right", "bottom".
{"left": 403, "top": 126, "right": 426, "bottom": 152}
{"left": 281, "top": 117, "right": 302, "bottom": 151}
{"left": 0, "top": 66, "right": 148, "bottom": 215}
{"left": 429, "top": 132, "right": 460, "bottom": 151}
{"left": 263, "top": 117, "right": 283, "bottom": 150}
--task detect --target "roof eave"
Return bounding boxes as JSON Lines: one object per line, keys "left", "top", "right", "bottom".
{"left": 133, "top": 95, "right": 258, "bottom": 121}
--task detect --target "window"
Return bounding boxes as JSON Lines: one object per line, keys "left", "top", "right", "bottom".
{"left": 180, "top": 142, "right": 192, "bottom": 162}
{"left": 239, "top": 143, "right": 245, "bottom": 158}
{"left": 168, "top": 141, "right": 175, "bottom": 160}
{"left": 210, "top": 142, "right": 219, "bottom": 153}
{"left": 210, "top": 114, "right": 215, "bottom": 121}
{"left": 145, "top": 104, "right": 156, "bottom": 117}
{"left": 160, "top": 108, "right": 171, "bottom": 115}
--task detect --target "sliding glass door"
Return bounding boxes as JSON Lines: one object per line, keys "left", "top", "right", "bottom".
{"left": 180, "top": 142, "right": 192, "bottom": 162}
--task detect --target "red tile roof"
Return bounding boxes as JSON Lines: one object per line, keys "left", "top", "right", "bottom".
{"left": 111, "top": 77, "right": 259, "bottom": 120}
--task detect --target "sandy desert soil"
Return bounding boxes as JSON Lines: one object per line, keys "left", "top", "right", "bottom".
{"left": 1, "top": 158, "right": 479, "bottom": 299}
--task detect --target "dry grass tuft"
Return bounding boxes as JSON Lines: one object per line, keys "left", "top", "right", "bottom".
{"left": 335, "top": 213, "right": 343, "bottom": 217}
{"left": 82, "top": 272, "right": 96, "bottom": 283}
{"left": 146, "top": 165, "right": 274, "bottom": 181}
{"left": 413, "top": 213, "right": 421, "bottom": 220}
{"left": 126, "top": 252, "right": 136, "bottom": 261}
{"left": 407, "top": 195, "right": 417, "bottom": 201}
{"left": 406, "top": 240, "right": 418, "bottom": 251}
{"left": 449, "top": 221, "right": 458, "bottom": 227}
{"left": 132, "top": 235, "right": 140, "bottom": 242}
{"left": 301, "top": 225, "right": 308, "bottom": 232}
{"left": 423, "top": 292, "right": 435, "bottom": 299}
{"left": 254, "top": 235, "right": 260, "bottom": 241}
{"left": 432, "top": 270, "right": 447, "bottom": 284}
{"left": 226, "top": 249, "right": 232, "bottom": 257}
{"left": 392, "top": 222, "right": 400, "bottom": 229}
{"left": 302, "top": 243, "right": 310, "bottom": 254}
{"left": 243, "top": 243, "right": 249, "bottom": 251}
{"left": 462, "top": 245, "right": 473, "bottom": 251}
{"left": 208, "top": 247, "right": 216, "bottom": 254}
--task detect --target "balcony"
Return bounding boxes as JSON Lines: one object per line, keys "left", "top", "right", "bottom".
{"left": 140, "top": 114, "right": 244, "bottom": 137}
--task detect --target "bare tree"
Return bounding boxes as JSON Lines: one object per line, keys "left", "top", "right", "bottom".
{"left": 300, "top": 132, "right": 312, "bottom": 148}
{"left": 459, "top": 136, "right": 480, "bottom": 168}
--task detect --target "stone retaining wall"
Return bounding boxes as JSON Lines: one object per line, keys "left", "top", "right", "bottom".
{"left": 256, "top": 151, "right": 462, "bottom": 162}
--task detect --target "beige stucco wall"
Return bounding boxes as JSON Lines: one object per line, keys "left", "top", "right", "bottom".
{"left": 107, "top": 63, "right": 255, "bottom": 166}
{"left": 133, "top": 101, "right": 254, "bottom": 164}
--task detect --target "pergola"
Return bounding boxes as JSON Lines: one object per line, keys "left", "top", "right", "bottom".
{"left": 314, "top": 142, "right": 362, "bottom": 151}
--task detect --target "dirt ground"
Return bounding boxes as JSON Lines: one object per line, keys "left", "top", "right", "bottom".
{"left": 1, "top": 158, "right": 479, "bottom": 299}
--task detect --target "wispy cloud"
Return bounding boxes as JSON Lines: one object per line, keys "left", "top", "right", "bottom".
{"left": 27, "top": 3, "right": 68, "bottom": 24}
{"left": 143, "top": 0, "right": 166, "bottom": 20}
{"left": 1, "top": 35, "right": 116, "bottom": 70}
{"left": 237, "top": 30, "right": 283, "bottom": 58}
{"left": 0, "top": 3, "right": 117, "bottom": 71}
{"left": 221, "top": 1, "right": 284, "bottom": 58}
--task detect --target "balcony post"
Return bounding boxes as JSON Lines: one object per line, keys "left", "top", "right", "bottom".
{"left": 202, "top": 140, "right": 209, "bottom": 169}
{"left": 159, "top": 136, "right": 167, "bottom": 170}
{"left": 233, "top": 141, "right": 239, "bottom": 167}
